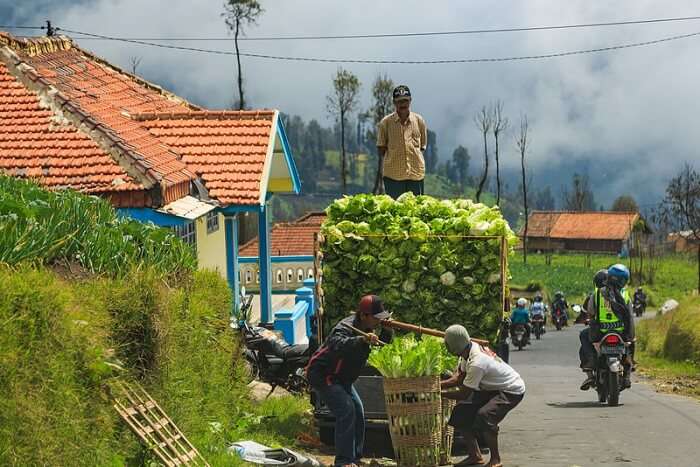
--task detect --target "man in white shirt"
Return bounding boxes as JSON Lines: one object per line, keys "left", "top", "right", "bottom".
{"left": 441, "top": 325, "right": 525, "bottom": 467}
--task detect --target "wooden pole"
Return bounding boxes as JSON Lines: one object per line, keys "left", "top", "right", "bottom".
{"left": 341, "top": 321, "right": 387, "bottom": 346}
{"left": 381, "top": 319, "right": 490, "bottom": 346}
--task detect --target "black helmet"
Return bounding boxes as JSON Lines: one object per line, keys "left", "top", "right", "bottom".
{"left": 534, "top": 293, "right": 543, "bottom": 302}
{"left": 636, "top": 286, "right": 643, "bottom": 293}
{"left": 593, "top": 269, "right": 608, "bottom": 288}
{"left": 555, "top": 291, "right": 563, "bottom": 299}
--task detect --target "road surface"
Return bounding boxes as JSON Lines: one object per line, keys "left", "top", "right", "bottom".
{"left": 500, "top": 321, "right": 700, "bottom": 467}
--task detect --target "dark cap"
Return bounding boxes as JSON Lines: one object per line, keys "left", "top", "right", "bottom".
{"left": 393, "top": 85, "right": 411, "bottom": 100}
{"left": 358, "top": 295, "right": 391, "bottom": 319}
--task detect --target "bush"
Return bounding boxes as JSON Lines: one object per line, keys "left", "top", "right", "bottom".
{"left": 0, "top": 175, "right": 196, "bottom": 278}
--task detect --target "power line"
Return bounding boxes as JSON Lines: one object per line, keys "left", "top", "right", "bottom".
{"left": 61, "top": 15, "right": 700, "bottom": 41}
{"left": 0, "top": 25, "right": 45, "bottom": 30}
{"left": 58, "top": 27, "right": 700, "bottom": 65}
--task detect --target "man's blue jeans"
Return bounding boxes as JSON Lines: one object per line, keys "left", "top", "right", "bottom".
{"left": 317, "top": 383, "right": 364, "bottom": 466}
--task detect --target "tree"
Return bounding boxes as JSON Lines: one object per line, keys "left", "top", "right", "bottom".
{"left": 611, "top": 195, "right": 639, "bottom": 212}
{"left": 535, "top": 186, "right": 555, "bottom": 210}
{"left": 492, "top": 100, "right": 509, "bottom": 206}
{"left": 425, "top": 130, "right": 439, "bottom": 174}
{"left": 516, "top": 114, "right": 530, "bottom": 264}
{"left": 658, "top": 163, "right": 700, "bottom": 291}
{"left": 451, "top": 145, "right": 470, "bottom": 193}
{"left": 563, "top": 173, "right": 596, "bottom": 211}
{"left": 369, "top": 73, "right": 394, "bottom": 194}
{"left": 223, "top": 0, "right": 264, "bottom": 110}
{"left": 474, "top": 105, "right": 492, "bottom": 202}
{"left": 128, "top": 56, "right": 142, "bottom": 75}
{"left": 327, "top": 68, "right": 361, "bottom": 194}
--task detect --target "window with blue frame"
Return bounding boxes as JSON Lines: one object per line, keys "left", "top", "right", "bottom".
{"left": 206, "top": 211, "right": 219, "bottom": 234}
{"left": 173, "top": 221, "right": 196, "bottom": 249}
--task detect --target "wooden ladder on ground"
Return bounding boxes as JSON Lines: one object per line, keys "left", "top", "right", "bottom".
{"left": 112, "top": 379, "right": 210, "bottom": 467}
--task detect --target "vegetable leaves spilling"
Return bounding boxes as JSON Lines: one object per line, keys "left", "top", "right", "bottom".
{"left": 367, "top": 335, "right": 459, "bottom": 378}
{"left": 320, "top": 193, "right": 517, "bottom": 341}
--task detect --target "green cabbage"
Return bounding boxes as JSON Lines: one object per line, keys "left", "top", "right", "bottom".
{"left": 320, "top": 194, "right": 516, "bottom": 341}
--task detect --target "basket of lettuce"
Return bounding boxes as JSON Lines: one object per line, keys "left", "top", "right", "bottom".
{"left": 368, "top": 335, "right": 458, "bottom": 467}
{"left": 319, "top": 193, "right": 517, "bottom": 343}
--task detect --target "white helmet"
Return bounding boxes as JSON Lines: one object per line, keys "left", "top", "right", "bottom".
{"left": 573, "top": 304, "right": 582, "bottom": 313}
{"left": 517, "top": 298, "right": 527, "bottom": 307}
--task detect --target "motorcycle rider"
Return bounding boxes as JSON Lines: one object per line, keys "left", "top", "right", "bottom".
{"left": 307, "top": 295, "right": 390, "bottom": 467}
{"left": 633, "top": 287, "right": 647, "bottom": 313}
{"left": 551, "top": 291, "right": 569, "bottom": 326}
{"left": 529, "top": 293, "right": 547, "bottom": 328}
{"left": 510, "top": 298, "right": 531, "bottom": 343}
{"left": 579, "top": 265, "right": 634, "bottom": 390}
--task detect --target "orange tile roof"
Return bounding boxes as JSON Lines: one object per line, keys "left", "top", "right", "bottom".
{"left": 138, "top": 111, "right": 275, "bottom": 205}
{"left": 523, "top": 211, "right": 639, "bottom": 240}
{"left": 239, "top": 213, "right": 324, "bottom": 257}
{"left": 0, "top": 32, "right": 284, "bottom": 207}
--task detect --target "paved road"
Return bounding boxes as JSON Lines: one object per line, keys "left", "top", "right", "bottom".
{"left": 500, "top": 321, "right": 700, "bottom": 467}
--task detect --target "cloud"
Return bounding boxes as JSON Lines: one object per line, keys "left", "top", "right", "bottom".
{"left": 5, "top": 0, "right": 700, "bottom": 205}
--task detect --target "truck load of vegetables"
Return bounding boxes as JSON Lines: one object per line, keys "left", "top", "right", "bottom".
{"left": 320, "top": 193, "right": 517, "bottom": 341}
{"left": 367, "top": 335, "right": 458, "bottom": 378}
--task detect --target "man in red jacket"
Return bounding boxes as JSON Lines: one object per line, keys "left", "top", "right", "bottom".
{"left": 307, "top": 295, "right": 389, "bottom": 467}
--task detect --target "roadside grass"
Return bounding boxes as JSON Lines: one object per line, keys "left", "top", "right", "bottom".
{"left": 510, "top": 252, "right": 696, "bottom": 304}
{"left": 637, "top": 297, "right": 700, "bottom": 399}
{"left": 0, "top": 265, "right": 310, "bottom": 467}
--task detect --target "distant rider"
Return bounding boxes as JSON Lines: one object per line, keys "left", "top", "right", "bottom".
{"left": 633, "top": 287, "right": 647, "bottom": 310}
{"left": 529, "top": 293, "right": 547, "bottom": 328}
{"left": 551, "top": 291, "right": 569, "bottom": 326}
{"left": 579, "top": 265, "right": 634, "bottom": 390}
{"left": 510, "top": 298, "right": 531, "bottom": 342}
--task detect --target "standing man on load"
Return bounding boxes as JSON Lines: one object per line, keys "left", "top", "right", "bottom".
{"left": 306, "top": 295, "right": 390, "bottom": 467}
{"left": 441, "top": 325, "right": 525, "bottom": 467}
{"left": 376, "top": 85, "right": 428, "bottom": 199}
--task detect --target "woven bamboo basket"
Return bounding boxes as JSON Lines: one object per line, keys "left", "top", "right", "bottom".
{"left": 439, "top": 398, "right": 456, "bottom": 465}
{"left": 383, "top": 376, "right": 442, "bottom": 467}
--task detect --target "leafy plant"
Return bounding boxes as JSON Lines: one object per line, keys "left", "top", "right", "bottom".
{"left": 320, "top": 193, "right": 517, "bottom": 341}
{"left": 368, "top": 335, "right": 458, "bottom": 378}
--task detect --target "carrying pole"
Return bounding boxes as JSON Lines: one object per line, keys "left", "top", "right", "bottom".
{"left": 381, "top": 319, "right": 490, "bottom": 346}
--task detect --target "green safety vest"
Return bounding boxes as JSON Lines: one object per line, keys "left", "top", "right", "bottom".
{"left": 596, "top": 287, "right": 625, "bottom": 332}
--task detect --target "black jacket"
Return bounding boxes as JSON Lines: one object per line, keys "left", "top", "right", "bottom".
{"left": 307, "top": 316, "right": 371, "bottom": 388}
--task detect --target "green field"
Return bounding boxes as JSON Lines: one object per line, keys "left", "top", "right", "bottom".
{"left": 509, "top": 252, "right": 696, "bottom": 305}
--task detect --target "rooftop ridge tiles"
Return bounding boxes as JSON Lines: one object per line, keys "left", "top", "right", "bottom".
{"left": 131, "top": 110, "right": 276, "bottom": 122}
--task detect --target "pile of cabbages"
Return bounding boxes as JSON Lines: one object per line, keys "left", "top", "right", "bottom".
{"left": 319, "top": 193, "right": 518, "bottom": 341}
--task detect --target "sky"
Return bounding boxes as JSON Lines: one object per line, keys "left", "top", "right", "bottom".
{"left": 3, "top": 0, "right": 700, "bottom": 208}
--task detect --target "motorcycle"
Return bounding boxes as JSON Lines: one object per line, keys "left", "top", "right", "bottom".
{"left": 511, "top": 323, "right": 529, "bottom": 351}
{"left": 234, "top": 289, "right": 314, "bottom": 397}
{"left": 532, "top": 315, "right": 545, "bottom": 340}
{"left": 574, "top": 303, "right": 589, "bottom": 324}
{"left": 553, "top": 308, "right": 567, "bottom": 330}
{"left": 592, "top": 332, "right": 631, "bottom": 407}
{"left": 633, "top": 299, "right": 646, "bottom": 318}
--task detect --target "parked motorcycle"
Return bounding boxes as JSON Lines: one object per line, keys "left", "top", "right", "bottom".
{"left": 633, "top": 299, "right": 646, "bottom": 318}
{"left": 234, "top": 289, "right": 314, "bottom": 396}
{"left": 511, "top": 323, "right": 529, "bottom": 350}
{"left": 532, "top": 315, "right": 545, "bottom": 340}
{"left": 592, "top": 332, "right": 631, "bottom": 406}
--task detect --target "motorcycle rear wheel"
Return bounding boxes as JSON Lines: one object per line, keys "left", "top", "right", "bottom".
{"left": 608, "top": 372, "right": 620, "bottom": 407}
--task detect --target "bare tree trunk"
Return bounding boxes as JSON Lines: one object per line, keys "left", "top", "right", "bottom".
{"left": 517, "top": 115, "right": 529, "bottom": 264}
{"left": 477, "top": 130, "right": 489, "bottom": 202}
{"left": 340, "top": 109, "right": 347, "bottom": 194}
{"left": 234, "top": 18, "right": 245, "bottom": 110}
{"left": 495, "top": 135, "right": 501, "bottom": 205}
{"left": 697, "top": 242, "right": 700, "bottom": 292}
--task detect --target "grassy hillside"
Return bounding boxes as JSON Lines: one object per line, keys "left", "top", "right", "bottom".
{"left": 510, "top": 253, "right": 696, "bottom": 304}
{"left": 0, "top": 266, "right": 309, "bottom": 466}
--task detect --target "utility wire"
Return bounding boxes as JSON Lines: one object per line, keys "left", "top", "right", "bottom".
{"left": 58, "top": 27, "right": 700, "bottom": 64}
{"left": 61, "top": 15, "right": 700, "bottom": 41}
{"left": 0, "top": 25, "right": 45, "bottom": 30}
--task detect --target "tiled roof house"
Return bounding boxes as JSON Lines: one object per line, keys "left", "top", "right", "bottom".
{"left": 0, "top": 32, "right": 301, "bottom": 320}
{"left": 521, "top": 211, "right": 645, "bottom": 253}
